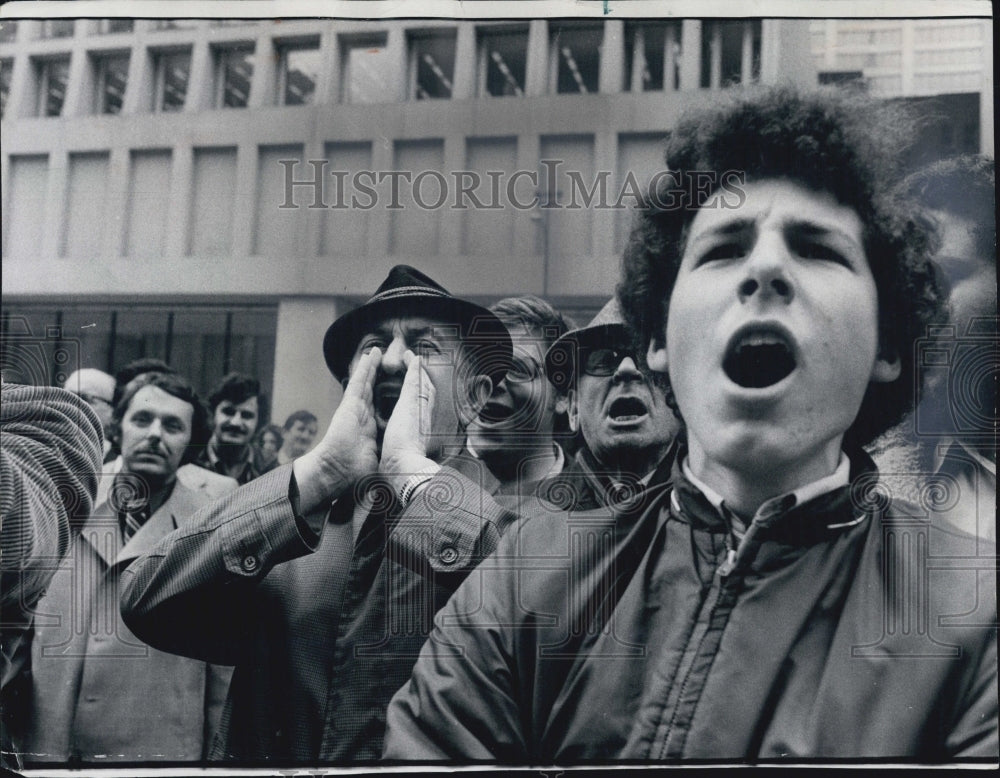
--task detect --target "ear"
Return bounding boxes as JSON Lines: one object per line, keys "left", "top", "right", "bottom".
{"left": 566, "top": 389, "right": 580, "bottom": 433}
{"left": 554, "top": 392, "right": 569, "bottom": 417}
{"left": 646, "top": 337, "right": 669, "bottom": 373}
{"left": 870, "top": 352, "right": 901, "bottom": 383}
{"left": 467, "top": 375, "right": 493, "bottom": 415}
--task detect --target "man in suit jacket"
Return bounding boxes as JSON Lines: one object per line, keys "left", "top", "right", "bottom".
{"left": 24, "top": 372, "right": 236, "bottom": 763}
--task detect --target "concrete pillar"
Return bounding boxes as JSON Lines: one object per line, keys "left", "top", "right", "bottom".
{"left": 103, "top": 146, "right": 131, "bottom": 257}
{"left": 60, "top": 41, "right": 90, "bottom": 117}
{"left": 318, "top": 23, "right": 340, "bottom": 104}
{"left": 600, "top": 20, "right": 624, "bottom": 94}
{"left": 232, "top": 143, "right": 258, "bottom": 258}
{"left": 679, "top": 20, "right": 701, "bottom": 91}
{"left": 6, "top": 48, "right": 35, "bottom": 119}
{"left": 513, "top": 133, "right": 545, "bottom": 294}
{"left": 40, "top": 149, "right": 68, "bottom": 258}
{"left": 452, "top": 22, "right": 476, "bottom": 100}
{"left": 439, "top": 136, "right": 464, "bottom": 256}
{"left": 248, "top": 30, "right": 275, "bottom": 108}
{"left": 185, "top": 38, "right": 213, "bottom": 112}
{"left": 525, "top": 20, "right": 548, "bottom": 97}
{"left": 271, "top": 297, "right": 345, "bottom": 432}
{"left": 385, "top": 26, "right": 409, "bottom": 101}
{"left": 121, "top": 42, "right": 151, "bottom": 115}
{"left": 166, "top": 145, "right": 193, "bottom": 257}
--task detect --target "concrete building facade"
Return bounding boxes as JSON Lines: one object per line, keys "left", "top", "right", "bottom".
{"left": 1, "top": 15, "right": 821, "bottom": 425}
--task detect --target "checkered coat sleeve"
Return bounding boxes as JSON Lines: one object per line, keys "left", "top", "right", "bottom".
{"left": 1, "top": 383, "right": 103, "bottom": 687}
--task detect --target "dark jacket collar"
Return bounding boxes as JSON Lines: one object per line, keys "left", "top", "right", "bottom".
{"left": 670, "top": 447, "right": 877, "bottom": 546}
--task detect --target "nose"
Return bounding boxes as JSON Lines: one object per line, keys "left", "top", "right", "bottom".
{"left": 381, "top": 334, "right": 408, "bottom": 374}
{"left": 612, "top": 355, "right": 642, "bottom": 383}
{"left": 147, "top": 418, "right": 163, "bottom": 441}
{"left": 738, "top": 236, "right": 794, "bottom": 304}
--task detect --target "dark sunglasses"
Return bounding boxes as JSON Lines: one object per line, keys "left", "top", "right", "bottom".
{"left": 582, "top": 346, "right": 634, "bottom": 376}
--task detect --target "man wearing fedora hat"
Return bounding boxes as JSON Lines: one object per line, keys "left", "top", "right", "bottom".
{"left": 541, "top": 299, "right": 680, "bottom": 510}
{"left": 121, "top": 265, "right": 522, "bottom": 762}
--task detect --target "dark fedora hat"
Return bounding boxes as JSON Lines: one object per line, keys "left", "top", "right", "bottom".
{"left": 544, "top": 298, "right": 633, "bottom": 393}
{"left": 322, "top": 265, "right": 512, "bottom": 386}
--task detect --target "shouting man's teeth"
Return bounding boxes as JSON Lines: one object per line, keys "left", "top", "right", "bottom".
{"left": 723, "top": 330, "right": 797, "bottom": 389}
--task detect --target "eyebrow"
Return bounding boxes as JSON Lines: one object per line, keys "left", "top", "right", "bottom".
{"left": 690, "top": 216, "right": 862, "bottom": 251}
{"left": 368, "top": 323, "right": 452, "bottom": 342}
{"left": 785, "top": 219, "right": 860, "bottom": 245}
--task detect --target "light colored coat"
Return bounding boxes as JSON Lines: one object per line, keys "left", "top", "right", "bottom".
{"left": 24, "top": 474, "right": 236, "bottom": 763}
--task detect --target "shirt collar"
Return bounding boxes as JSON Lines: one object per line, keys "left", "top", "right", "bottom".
{"left": 680, "top": 451, "right": 852, "bottom": 530}
{"left": 207, "top": 438, "right": 252, "bottom": 467}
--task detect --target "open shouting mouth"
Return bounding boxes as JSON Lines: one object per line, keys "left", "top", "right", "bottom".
{"left": 723, "top": 325, "right": 798, "bottom": 389}
{"left": 374, "top": 382, "right": 403, "bottom": 423}
{"left": 479, "top": 400, "right": 515, "bottom": 425}
{"left": 606, "top": 395, "right": 650, "bottom": 423}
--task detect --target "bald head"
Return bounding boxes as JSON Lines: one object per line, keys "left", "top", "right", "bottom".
{"left": 63, "top": 368, "right": 116, "bottom": 437}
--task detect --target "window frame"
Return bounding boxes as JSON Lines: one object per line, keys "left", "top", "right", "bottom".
{"left": 92, "top": 51, "right": 130, "bottom": 115}
{"left": 35, "top": 56, "right": 72, "bottom": 117}
{"left": 151, "top": 47, "right": 192, "bottom": 113}
{"left": 212, "top": 44, "right": 255, "bottom": 109}
{"left": 275, "top": 39, "right": 322, "bottom": 106}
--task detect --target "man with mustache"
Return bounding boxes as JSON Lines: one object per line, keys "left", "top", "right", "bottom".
{"left": 121, "top": 265, "right": 516, "bottom": 761}
{"left": 541, "top": 299, "right": 679, "bottom": 510}
{"left": 385, "top": 88, "right": 997, "bottom": 760}
{"left": 25, "top": 371, "right": 235, "bottom": 763}
{"left": 196, "top": 372, "right": 274, "bottom": 484}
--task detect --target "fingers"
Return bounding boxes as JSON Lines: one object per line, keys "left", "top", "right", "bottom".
{"left": 400, "top": 350, "right": 435, "bottom": 407}
{"left": 342, "top": 347, "right": 381, "bottom": 404}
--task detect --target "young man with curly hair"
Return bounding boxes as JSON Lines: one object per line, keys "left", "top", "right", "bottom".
{"left": 383, "top": 87, "right": 997, "bottom": 761}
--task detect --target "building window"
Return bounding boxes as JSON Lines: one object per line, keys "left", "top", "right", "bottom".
{"left": 0, "top": 21, "right": 18, "bottom": 43}
{"left": 93, "top": 52, "right": 129, "bottom": 114}
{"left": 625, "top": 21, "right": 681, "bottom": 92}
{"left": 152, "top": 50, "right": 191, "bottom": 112}
{"left": 152, "top": 20, "right": 197, "bottom": 31}
{"left": 40, "top": 20, "right": 75, "bottom": 39}
{"left": 277, "top": 42, "right": 321, "bottom": 105}
{"left": 214, "top": 46, "right": 254, "bottom": 108}
{"left": 98, "top": 19, "right": 134, "bottom": 34}
{"left": 701, "top": 20, "right": 761, "bottom": 88}
{"left": 341, "top": 35, "right": 392, "bottom": 104}
{"left": 1, "top": 59, "right": 12, "bottom": 119}
{"left": 409, "top": 31, "right": 457, "bottom": 100}
{"left": 477, "top": 26, "right": 528, "bottom": 97}
{"left": 36, "top": 57, "right": 71, "bottom": 117}
{"left": 549, "top": 24, "right": 602, "bottom": 94}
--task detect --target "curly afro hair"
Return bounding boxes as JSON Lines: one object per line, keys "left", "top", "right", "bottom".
{"left": 618, "top": 85, "right": 946, "bottom": 449}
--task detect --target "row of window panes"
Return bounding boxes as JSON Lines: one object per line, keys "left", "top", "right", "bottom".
{"left": 914, "top": 46, "right": 984, "bottom": 68}
{"left": 835, "top": 28, "right": 903, "bottom": 49}
{"left": 0, "top": 18, "right": 263, "bottom": 42}
{"left": 8, "top": 21, "right": 759, "bottom": 118}
{"left": 831, "top": 51, "right": 902, "bottom": 71}
{"left": 913, "top": 23, "right": 983, "bottom": 45}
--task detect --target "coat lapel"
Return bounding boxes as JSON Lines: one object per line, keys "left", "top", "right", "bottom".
{"left": 117, "top": 480, "right": 206, "bottom": 565}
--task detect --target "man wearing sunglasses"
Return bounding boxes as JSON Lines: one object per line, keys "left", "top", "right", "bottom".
{"left": 541, "top": 299, "right": 679, "bottom": 510}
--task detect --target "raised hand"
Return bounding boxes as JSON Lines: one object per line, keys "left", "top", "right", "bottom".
{"left": 293, "top": 347, "right": 382, "bottom": 512}
{"left": 379, "top": 350, "right": 438, "bottom": 495}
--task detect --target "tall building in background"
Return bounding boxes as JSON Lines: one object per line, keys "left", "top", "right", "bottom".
{"left": 810, "top": 17, "right": 993, "bottom": 166}
{"left": 1, "top": 14, "right": 985, "bottom": 426}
